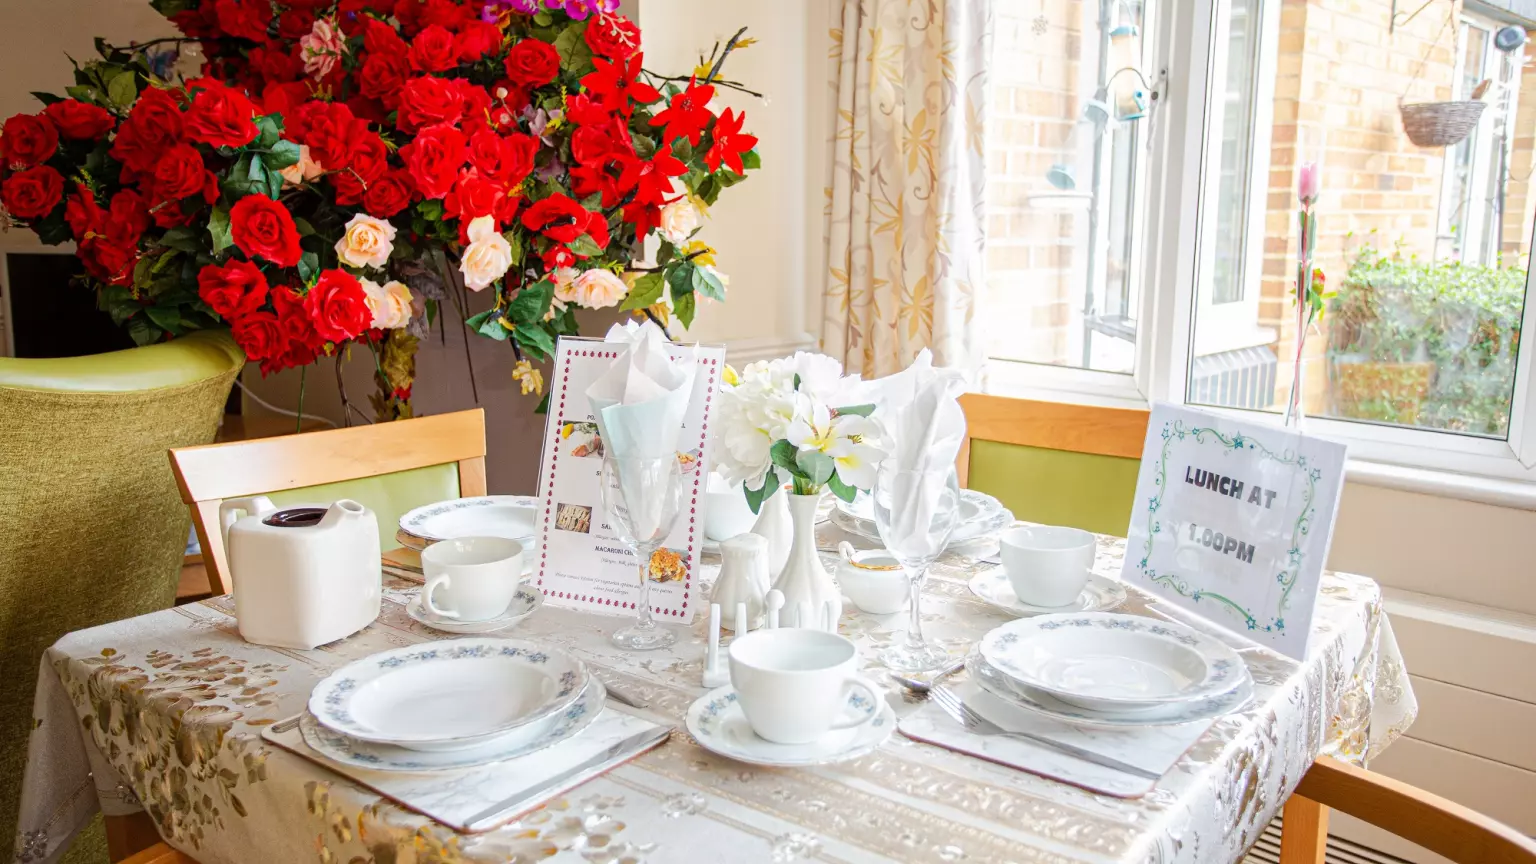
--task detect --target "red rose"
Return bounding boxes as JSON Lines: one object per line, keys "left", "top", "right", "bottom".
{"left": 150, "top": 143, "right": 209, "bottom": 201}
{"left": 445, "top": 169, "right": 502, "bottom": 222}
{"left": 232, "top": 310, "right": 288, "bottom": 362}
{"left": 65, "top": 182, "right": 104, "bottom": 239}
{"left": 468, "top": 130, "right": 537, "bottom": 186}
{"left": 455, "top": 20, "right": 503, "bottom": 62}
{"left": 409, "top": 24, "right": 458, "bottom": 73}
{"left": 363, "top": 17, "right": 409, "bottom": 54}
{"left": 563, "top": 92, "right": 611, "bottom": 127}
{"left": 250, "top": 41, "right": 303, "bottom": 84}
{"left": 585, "top": 13, "right": 641, "bottom": 60}
{"left": 1, "top": 113, "right": 59, "bottom": 168}
{"left": 396, "top": 76, "right": 464, "bottom": 132}
{"left": 78, "top": 236, "right": 137, "bottom": 285}
{"left": 302, "top": 101, "right": 364, "bottom": 173}
{"left": 541, "top": 244, "right": 575, "bottom": 270}
{"left": 270, "top": 284, "right": 317, "bottom": 346}
{"left": 198, "top": 259, "right": 270, "bottom": 319}
{"left": 111, "top": 88, "right": 184, "bottom": 174}
{"left": 359, "top": 53, "right": 409, "bottom": 106}
{"left": 454, "top": 80, "right": 494, "bottom": 136}
{"left": 171, "top": 6, "right": 221, "bottom": 39}
{"left": 364, "top": 168, "right": 415, "bottom": 217}
{"left": 521, "top": 193, "right": 594, "bottom": 244}
{"left": 185, "top": 79, "right": 260, "bottom": 149}
{"left": 420, "top": 0, "right": 470, "bottom": 29}
{"left": 503, "top": 39, "right": 560, "bottom": 88}
{"left": 261, "top": 81, "right": 314, "bottom": 118}
{"left": 305, "top": 269, "right": 371, "bottom": 343}
{"left": 276, "top": 8, "right": 316, "bottom": 41}
{"left": 330, "top": 132, "right": 388, "bottom": 204}
{"left": 41, "top": 100, "right": 114, "bottom": 140}
{"left": 400, "top": 122, "right": 467, "bottom": 199}
{"left": 106, "top": 189, "right": 151, "bottom": 247}
{"left": 230, "top": 193, "right": 302, "bottom": 266}
{"left": 2, "top": 165, "right": 64, "bottom": 219}
{"left": 570, "top": 122, "right": 625, "bottom": 166}
{"left": 215, "top": 0, "right": 272, "bottom": 41}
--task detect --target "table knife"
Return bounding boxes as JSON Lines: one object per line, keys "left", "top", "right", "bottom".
{"left": 464, "top": 725, "right": 672, "bottom": 831}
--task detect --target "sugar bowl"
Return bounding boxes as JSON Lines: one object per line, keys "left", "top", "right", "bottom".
{"left": 836, "top": 542, "right": 908, "bottom": 614}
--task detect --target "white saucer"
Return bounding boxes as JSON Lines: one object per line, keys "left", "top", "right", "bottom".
{"left": 685, "top": 685, "right": 894, "bottom": 767}
{"left": 397, "top": 495, "right": 538, "bottom": 550}
{"left": 299, "top": 677, "right": 604, "bottom": 771}
{"left": 968, "top": 570, "right": 1127, "bottom": 617}
{"left": 968, "top": 655, "right": 1255, "bottom": 728}
{"left": 406, "top": 584, "right": 543, "bottom": 634}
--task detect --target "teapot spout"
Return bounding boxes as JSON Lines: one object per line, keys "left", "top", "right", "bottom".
{"left": 319, "top": 499, "right": 368, "bottom": 528}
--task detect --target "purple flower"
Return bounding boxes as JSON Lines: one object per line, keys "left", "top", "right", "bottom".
{"left": 541, "top": 0, "right": 618, "bottom": 21}
{"left": 482, "top": 0, "right": 538, "bottom": 22}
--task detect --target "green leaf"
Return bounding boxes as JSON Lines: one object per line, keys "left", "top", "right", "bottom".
{"left": 619, "top": 272, "right": 665, "bottom": 310}
{"left": 160, "top": 226, "right": 202, "bottom": 253}
{"left": 144, "top": 304, "right": 184, "bottom": 334}
{"left": 514, "top": 322, "right": 557, "bottom": 360}
{"left": 297, "top": 251, "right": 319, "bottom": 283}
{"left": 552, "top": 25, "right": 595, "bottom": 77}
{"left": 107, "top": 71, "right": 137, "bottom": 107}
{"left": 795, "top": 449, "right": 834, "bottom": 487}
{"left": 253, "top": 114, "right": 283, "bottom": 150}
{"left": 293, "top": 217, "right": 315, "bottom": 237}
{"left": 568, "top": 233, "right": 603, "bottom": 258}
{"left": 656, "top": 239, "right": 676, "bottom": 265}
{"left": 833, "top": 403, "right": 876, "bottom": 417}
{"left": 207, "top": 206, "right": 233, "bottom": 253}
{"left": 770, "top": 439, "right": 801, "bottom": 477}
{"left": 64, "top": 85, "right": 98, "bottom": 103}
{"left": 692, "top": 264, "right": 726, "bottom": 301}
{"left": 466, "top": 308, "right": 511, "bottom": 340}
{"left": 827, "top": 472, "right": 857, "bottom": 503}
{"left": 534, "top": 390, "right": 551, "bottom": 414}
{"left": 673, "top": 290, "right": 696, "bottom": 328}
{"left": 126, "top": 316, "right": 159, "bottom": 346}
{"left": 417, "top": 199, "right": 444, "bottom": 221}
{"left": 262, "top": 139, "right": 301, "bottom": 172}
{"left": 743, "top": 467, "right": 781, "bottom": 515}
{"left": 741, "top": 149, "right": 762, "bottom": 171}
{"left": 507, "top": 278, "right": 555, "bottom": 325}
{"left": 667, "top": 261, "right": 695, "bottom": 299}
{"left": 30, "top": 91, "right": 64, "bottom": 106}
{"left": 504, "top": 229, "right": 524, "bottom": 266}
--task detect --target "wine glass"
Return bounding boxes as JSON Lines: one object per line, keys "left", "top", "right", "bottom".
{"left": 600, "top": 453, "right": 683, "bottom": 650}
{"left": 871, "top": 463, "right": 962, "bottom": 672}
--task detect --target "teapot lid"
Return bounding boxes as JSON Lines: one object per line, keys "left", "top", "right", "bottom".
{"left": 261, "top": 507, "right": 328, "bottom": 528}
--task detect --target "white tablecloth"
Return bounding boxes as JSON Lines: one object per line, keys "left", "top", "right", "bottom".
{"left": 15, "top": 528, "right": 1415, "bottom": 864}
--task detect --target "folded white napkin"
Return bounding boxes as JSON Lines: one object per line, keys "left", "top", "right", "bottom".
{"left": 859, "top": 350, "right": 968, "bottom": 541}
{"left": 586, "top": 320, "right": 696, "bottom": 461}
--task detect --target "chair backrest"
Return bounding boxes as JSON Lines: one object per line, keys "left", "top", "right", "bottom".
{"left": 0, "top": 329, "right": 243, "bottom": 858}
{"left": 1290, "top": 757, "right": 1536, "bottom": 864}
{"left": 169, "top": 409, "right": 488, "bottom": 594}
{"left": 959, "top": 394, "right": 1150, "bottom": 535}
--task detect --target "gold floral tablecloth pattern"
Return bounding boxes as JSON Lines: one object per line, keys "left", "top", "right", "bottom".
{"left": 16, "top": 530, "right": 1415, "bottom": 864}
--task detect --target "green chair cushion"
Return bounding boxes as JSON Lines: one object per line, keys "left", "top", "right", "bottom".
{"left": 0, "top": 330, "right": 245, "bottom": 393}
{"left": 968, "top": 439, "right": 1141, "bottom": 537}
{"left": 262, "top": 463, "right": 462, "bottom": 552}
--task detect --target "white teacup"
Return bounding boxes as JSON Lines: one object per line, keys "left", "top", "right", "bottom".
{"left": 704, "top": 472, "right": 759, "bottom": 541}
{"left": 1000, "top": 525, "right": 1095, "bottom": 607}
{"left": 421, "top": 536, "right": 523, "bottom": 621}
{"left": 728, "top": 628, "right": 881, "bottom": 744}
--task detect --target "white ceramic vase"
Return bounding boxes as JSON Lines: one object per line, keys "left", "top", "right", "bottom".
{"left": 712, "top": 533, "right": 769, "bottom": 630}
{"left": 750, "top": 489, "right": 792, "bottom": 582}
{"left": 771, "top": 493, "right": 842, "bottom": 631}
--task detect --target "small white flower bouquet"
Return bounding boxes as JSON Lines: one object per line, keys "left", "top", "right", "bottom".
{"left": 713, "top": 352, "right": 889, "bottom": 511}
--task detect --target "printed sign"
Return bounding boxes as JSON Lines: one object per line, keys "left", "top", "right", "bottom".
{"left": 1121, "top": 404, "right": 1347, "bottom": 658}
{"left": 533, "top": 336, "right": 724, "bottom": 623}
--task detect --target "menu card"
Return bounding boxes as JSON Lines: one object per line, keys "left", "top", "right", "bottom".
{"left": 533, "top": 335, "right": 724, "bottom": 623}
{"left": 1121, "top": 404, "right": 1347, "bottom": 659}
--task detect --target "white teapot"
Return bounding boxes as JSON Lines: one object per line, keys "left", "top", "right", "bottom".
{"left": 219, "top": 496, "right": 381, "bottom": 650}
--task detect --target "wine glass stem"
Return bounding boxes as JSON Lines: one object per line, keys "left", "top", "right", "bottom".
{"left": 634, "top": 547, "right": 656, "bottom": 630}
{"left": 905, "top": 566, "right": 927, "bottom": 647}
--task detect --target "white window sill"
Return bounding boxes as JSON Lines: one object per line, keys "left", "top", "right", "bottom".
{"left": 1343, "top": 460, "right": 1536, "bottom": 512}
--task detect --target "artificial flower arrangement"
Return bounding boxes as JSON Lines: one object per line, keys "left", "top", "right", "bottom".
{"left": 0, "top": 0, "right": 759, "bottom": 416}
{"left": 713, "top": 352, "right": 889, "bottom": 511}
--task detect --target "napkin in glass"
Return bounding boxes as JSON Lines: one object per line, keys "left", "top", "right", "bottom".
{"left": 859, "top": 349, "right": 969, "bottom": 540}
{"left": 585, "top": 320, "right": 697, "bottom": 461}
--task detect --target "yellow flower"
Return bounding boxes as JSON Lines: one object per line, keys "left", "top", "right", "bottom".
{"left": 722, "top": 364, "right": 741, "bottom": 387}
{"left": 682, "top": 240, "right": 717, "bottom": 268}
{"left": 512, "top": 359, "right": 544, "bottom": 396}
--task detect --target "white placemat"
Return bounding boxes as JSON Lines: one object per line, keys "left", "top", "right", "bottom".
{"left": 898, "top": 680, "right": 1212, "bottom": 798}
{"left": 263, "top": 706, "right": 669, "bottom": 833}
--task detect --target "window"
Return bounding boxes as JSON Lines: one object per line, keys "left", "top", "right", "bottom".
{"left": 982, "top": 0, "right": 1536, "bottom": 482}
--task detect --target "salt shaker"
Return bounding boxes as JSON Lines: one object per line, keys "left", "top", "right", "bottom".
{"left": 711, "top": 533, "right": 769, "bottom": 631}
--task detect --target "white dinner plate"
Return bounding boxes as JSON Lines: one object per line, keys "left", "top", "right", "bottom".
{"left": 978, "top": 613, "right": 1247, "bottom": 713}
{"left": 685, "top": 684, "right": 894, "bottom": 767}
{"left": 397, "top": 496, "right": 538, "bottom": 550}
{"left": 968, "top": 570, "right": 1128, "bottom": 618}
{"left": 968, "top": 655, "right": 1255, "bottom": 728}
{"left": 405, "top": 584, "right": 543, "bottom": 635}
{"left": 299, "top": 676, "right": 605, "bottom": 771}
{"left": 308, "top": 637, "right": 586, "bottom": 751}
{"left": 831, "top": 490, "right": 1012, "bottom": 547}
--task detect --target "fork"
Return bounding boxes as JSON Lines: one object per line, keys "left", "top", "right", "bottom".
{"left": 929, "top": 686, "right": 1161, "bottom": 781}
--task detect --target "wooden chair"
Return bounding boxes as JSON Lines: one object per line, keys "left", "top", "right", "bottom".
{"left": 119, "top": 842, "right": 196, "bottom": 864}
{"left": 168, "top": 408, "right": 487, "bottom": 595}
{"left": 1280, "top": 757, "right": 1536, "bottom": 864}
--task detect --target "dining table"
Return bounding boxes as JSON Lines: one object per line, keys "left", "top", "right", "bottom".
{"left": 16, "top": 518, "right": 1417, "bottom": 864}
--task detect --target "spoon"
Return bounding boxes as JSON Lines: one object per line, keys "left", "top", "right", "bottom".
{"left": 888, "top": 657, "right": 968, "bottom": 694}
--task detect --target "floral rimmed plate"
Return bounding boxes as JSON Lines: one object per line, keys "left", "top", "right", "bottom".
{"left": 308, "top": 637, "right": 586, "bottom": 751}
{"left": 685, "top": 684, "right": 894, "bottom": 767}
{"left": 397, "top": 495, "right": 539, "bottom": 550}
{"left": 405, "top": 584, "right": 543, "bottom": 635}
{"left": 299, "top": 676, "right": 605, "bottom": 771}
{"left": 968, "top": 570, "right": 1127, "bottom": 618}
{"left": 978, "top": 613, "right": 1247, "bottom": 713}
{"left": 967, "top": 655, "right": 1255, "bottom": 728}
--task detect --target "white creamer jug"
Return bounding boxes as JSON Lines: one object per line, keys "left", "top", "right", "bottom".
{"left": 220, "top": 496, "right": 381, "bottom": 650}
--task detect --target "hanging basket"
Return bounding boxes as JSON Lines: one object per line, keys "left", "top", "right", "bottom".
{"left": 1399, "top": 100, "right": 1486, "bottom": 148}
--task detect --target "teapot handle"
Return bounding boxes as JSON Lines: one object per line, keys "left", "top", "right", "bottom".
{"left": 838, "top": 541, "right": 857, "bottom": 565}
{"left": 219, "top": 496, "right": 275, "bottom": 551}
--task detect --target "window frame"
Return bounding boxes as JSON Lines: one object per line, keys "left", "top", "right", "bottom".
{"left": 978, "top": 0, "right": 1536, "bottom": 488}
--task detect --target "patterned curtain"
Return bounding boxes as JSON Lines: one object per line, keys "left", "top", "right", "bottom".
{"left": 823, "top": 0, "right": 993, "bottom": 378}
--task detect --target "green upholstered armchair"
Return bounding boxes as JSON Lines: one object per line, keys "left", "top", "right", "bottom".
{"left": 0, "top": 330, "right": 244, "bottom": 860}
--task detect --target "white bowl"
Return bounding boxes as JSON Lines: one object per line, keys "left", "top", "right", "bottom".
{"left": 836, "top": 543, "right": 908, "bottom": 614}
{"left": 704, "top": 477, "right": 759, "bottom": 541}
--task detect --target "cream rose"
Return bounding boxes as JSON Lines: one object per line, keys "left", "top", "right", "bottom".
{"left": 362, "top": 279, "right": 413, "bottom": 329}
{"left": 658, "top": 196, "right": 702, "bottom": 246}
{"left": 335, "top": 214, "right": 396, "bottom": 270}
{"left": 459, "top": 215, "right": 513, "bottom": 291}
{"left": 279, "top": 144, "right": 324, "bottom": 188}
{"left": 567, "top": 268, "right": 628, "bottom": 310}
